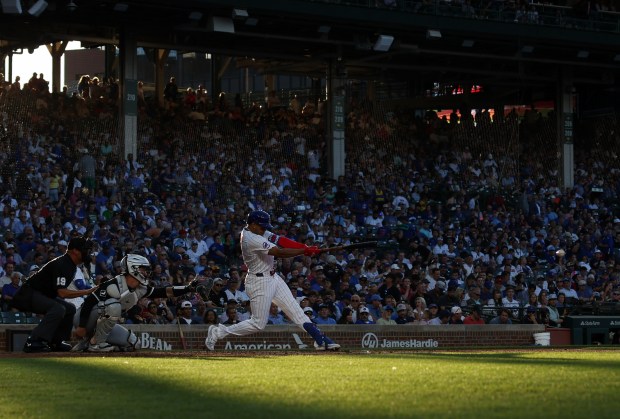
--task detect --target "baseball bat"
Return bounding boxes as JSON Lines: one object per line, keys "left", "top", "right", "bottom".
{"left": 319, "top": 241, "right": 378, "bottom": 254}
{"left": 177, "top": 318, "right": 187, "bottom": 350}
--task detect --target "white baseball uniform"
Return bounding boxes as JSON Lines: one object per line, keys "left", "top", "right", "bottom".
{"left": 210, "top": 228, "right": 308, "bottom": 339}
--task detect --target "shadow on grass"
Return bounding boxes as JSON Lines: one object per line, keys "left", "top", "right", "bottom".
{"left": 1, "top": 352, "right": 620, "bottom": 419}
{"left": 0, "top": 357, "right": 350, "bottom": 419}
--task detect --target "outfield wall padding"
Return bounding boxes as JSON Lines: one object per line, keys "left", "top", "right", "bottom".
{"left": 0, "top": 324, "right": 545, "bottom": 352}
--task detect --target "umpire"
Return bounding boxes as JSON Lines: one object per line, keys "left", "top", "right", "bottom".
{"left": 12, "top": 236, "right": 99, "bottom": 353}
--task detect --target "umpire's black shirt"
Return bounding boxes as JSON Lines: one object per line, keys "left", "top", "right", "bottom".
{"left": 26, "top": 254, "right": 77, "bottom": 298}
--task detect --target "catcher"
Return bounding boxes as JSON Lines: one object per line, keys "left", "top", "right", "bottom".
{"left": 72, "top": 254, "right": 212, "bottom": 352}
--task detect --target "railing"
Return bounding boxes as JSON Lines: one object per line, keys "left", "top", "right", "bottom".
{"left": 0, "top": 311, "right": 41, "bottom": 324}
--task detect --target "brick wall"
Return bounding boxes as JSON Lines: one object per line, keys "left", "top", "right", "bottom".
{"left": 0, "top": 324, "right": 545, "bottom": 352}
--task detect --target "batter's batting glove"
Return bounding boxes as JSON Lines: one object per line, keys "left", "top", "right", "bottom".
{"left": 304, "top": 245, "right": 321, "bottom": 257}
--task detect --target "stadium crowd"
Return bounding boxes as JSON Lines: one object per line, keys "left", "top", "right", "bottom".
{"left": 0, "top": 71, "right": 619, "bottom": 330}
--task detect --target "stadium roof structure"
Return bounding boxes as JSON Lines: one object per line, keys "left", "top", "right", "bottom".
{"left": 1, "top": 0, "right": 619, "bottom": 105}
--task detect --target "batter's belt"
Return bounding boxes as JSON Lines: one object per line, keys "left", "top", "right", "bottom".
{"left": 252, "top": 270, "right": 275, "bottom": 277}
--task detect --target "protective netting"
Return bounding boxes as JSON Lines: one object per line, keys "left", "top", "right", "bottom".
{"left": 0, "top": 88, "right": 619, "bottom": 266}
{"left": 1, "top": 90, "right": 618, "bottom": 209}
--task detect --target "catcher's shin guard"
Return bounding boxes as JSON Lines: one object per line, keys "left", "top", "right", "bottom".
{"left": 93, "top": 316, "right": 117, "bottom": 345}
{"left": 106, "top": 324, "right": 140, "bottom": 349}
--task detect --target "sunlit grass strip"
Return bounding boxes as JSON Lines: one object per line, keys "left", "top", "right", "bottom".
{"left": 0, "top": 351, "right": 619, "bottom": 419}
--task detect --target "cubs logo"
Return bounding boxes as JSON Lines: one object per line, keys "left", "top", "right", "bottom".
{"left": 267, "top": 234, "right": 278, "bottom": 244}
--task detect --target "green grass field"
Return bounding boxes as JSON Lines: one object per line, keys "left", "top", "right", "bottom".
{"left": 1, "top": 350, "right": 619, "bottom": 419}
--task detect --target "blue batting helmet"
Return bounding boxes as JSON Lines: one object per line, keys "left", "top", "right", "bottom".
{"left": 247, "top": 210, "right": 273, "bottom": 229}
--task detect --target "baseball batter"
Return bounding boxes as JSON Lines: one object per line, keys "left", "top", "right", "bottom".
{"left": 205, "top": 210, "right": 340, "bottom": 351}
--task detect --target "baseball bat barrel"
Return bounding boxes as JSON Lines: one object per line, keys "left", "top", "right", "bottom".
{"left": 319, "top": 241, "right": 378, "bottom": 253}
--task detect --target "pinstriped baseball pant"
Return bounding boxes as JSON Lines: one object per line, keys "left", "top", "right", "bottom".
{"left": 213, "top": 273, "right": 307, "bottom": 338}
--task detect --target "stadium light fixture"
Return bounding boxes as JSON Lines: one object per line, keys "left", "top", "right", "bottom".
{"left": 207, "top": 16, "right": 235, "bottom": 33}
{"left": 373, "top": 34, "right": 394, "bottom": 52}
{"left": 27, "top": 0, "right": 48, "bottom": 16}
{"left": 1, "top": 0, "right": 22, "bottom": 14}
{"left": 577, "top": 50, "right": 589, "bottom": 59}
{"left": 232, "top": 8, "right": 248, "bottom": 19}
{"left": 426, "top": 29, "right": 442, "bottom": 40}
{"left": 462, "top": 39, "right": 475, "bottom": 48}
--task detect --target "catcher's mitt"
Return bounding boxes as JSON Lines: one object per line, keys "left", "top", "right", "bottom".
{"left": 195, "top": 277, "right": 215, "bottom": 302}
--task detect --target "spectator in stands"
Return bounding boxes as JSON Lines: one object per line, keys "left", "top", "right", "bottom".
{"left": 204, "top": 309, "right": 220, "bottom": 325}
{"left": 546, "top": 294, "right": 564, "bottom": 327}
{"left": 522, "top": 306, "right": 540, "bottom": 324}
{"left": 196, "top": 84, "right": 208, "bottom": 111}
{"left": 428, "top": 309, "right": 450, "bottom": 325}
{"left": 175, "top": 301, "right": 197, "bottom": 325}
{"left": 394, "top": 303, "right": 414, "bottom": 324}
{"left": 411, "top": 296, "right": 427, "bottom": 322}
{"left": 303, "top": 306, "right": 314, "bottom": 321}
{"left": 463, "top": 305, "right": 485, "bottom": 324}
{"left": 224, "top": 277, "right": 249, "bottom": 305}
{"left": 11, "top": 75, "right": 20, "bottom": 91}
{"left": 77, "top": 75, "right": 90, "bottom": 96}
{"left": 376, "top": 305, "right": 397, "bottom": 325}
{"left": 267, "top": 303, "right": 285, "bottom": 325}
{"left": 425, "top": 279, "right": 445, "bottom": 306}
{"left": 337, "top": 307, "right": 355, "bottom": 324}
{"left": 355, "top": 306, "right": 375, "bottom": 324}
{"left": 464, "top": 286, "right": 483, "bottom": 307}
{"left": 222, "top": 306, "right": 240, "bottom": 325}
{"left": 558, "top": 278, "right": 579, "bottom": 304}
{"left": 437, "top": 282, "right": 460, "bottom": 310}
{"left": 207, "top": 278, "right": 226, "bottom": 307}
{"left": 1, "top": 271, "right": 22, "bottom": 311}
{"left": 0, "top": 262, "right": 20, "bottom": 288}
{"left": 489, "top": 308, "right": 513, "bottom": 325}
{"left": 524, "top": 292, "right": 540, "bottom": 310}
{"left": 576, "top": 279, "right": 593, "bottom": 303}
{"left": 314, "top": 303, "right": 337, "bottom": 325}
{"left": 502, "top": 286, "right": 521, "bottom": 318}
{"left": 184, "top": 87, "right": 197, "bottom": 110}
{"left": 367, "top": 293, "right": 384, "bottom": 320}
{"left": 157, "top": 298, "right": 175, "bottom": 323}
{"left": 164, "top": 76, "right": 178, "bottom": 109}
{"left": 449, "top": 306, "right": 464, "bottom": 324}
